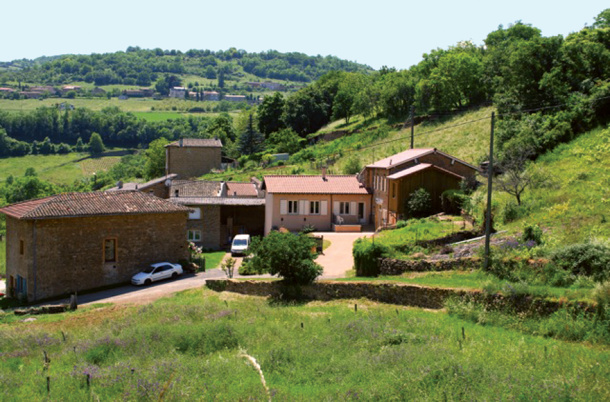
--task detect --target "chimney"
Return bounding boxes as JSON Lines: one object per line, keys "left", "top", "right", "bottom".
{"left": 233, "top": 191, "right": 237, "bottom": 197}
{"left": 135, "top": 184, "right": 138, "bottom": 190}
{"left": 179, "top": 138, "right": 183, "bottom": 147}
{"left": 117, "top": 180, "right": 123, "bottom": 189}
{"left": 174, "top": 189, "right": 179, "bottom": 197}
{"left": 322, "top": 167, "right": 327, "bottom": 181}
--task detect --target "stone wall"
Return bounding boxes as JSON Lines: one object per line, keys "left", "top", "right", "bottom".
{"left": 379, "top": 257, "right": 480, "bottom": 275}
{"left": 166, "top": 146, "right": 221, "bottom": 178}
{"left": 187, "top": 205, "right": 221, "bottom": 249}
{"left": 206, "top": 279, "right": 596, "bottom": 316}
{"left": 7, "top": 212, "right": 188, "bottom": 302}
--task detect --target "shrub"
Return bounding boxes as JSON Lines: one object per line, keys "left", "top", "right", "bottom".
{"left": 299, "top": 224, "right": 316, "bottom": 234}
{"left": 247, "top": 232, "right": 323, "bottom": 285}
{"left": 395, "top": 220, "right": 408, "bottom": 229}
{"left": 549, "top": 242, "right": 610, "bottom": 282}
{"left": 440, "top": 189, "right": 464, "bottom": 215}
{"left": 343, "top": 155, "right": 362, "bottom": 174}
{"left": 522, "top": 224, "right": 543, "bottom": 245}
{"left": 500, "top": 201, "right": 521, "bottom": 224}
{"left": 238, "top": 259, "right": 257, "bottom": 275}
{"left": 352, "top": 238, "right": 390, "bottom": 276}
{"left": 406, "top": 188, "right": 432, "bottom": 218}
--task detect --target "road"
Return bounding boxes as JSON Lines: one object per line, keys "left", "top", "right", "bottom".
{"left": 18, "top": 231, "right": 371, "bottom": 307}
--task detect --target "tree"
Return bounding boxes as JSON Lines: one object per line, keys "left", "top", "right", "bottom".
{"left": 592, "top": 8, "right": 610, "bottom": 28}
{"left": 88, "top": 132, "right": 105, "bottom": 155}
{"left": 495, "top": 148, "right": 545, "bottom": 206}
{"left": 238, "top": 114, "right": 264, "bottom": 155}
{"left": 205, "top": 65, "right": 217, "bottom": 79}
{"left": 144, "top": 137, "right": 170, "bottom": 179}
{"left": 343, "top": 155, "right": 362, "bottom": 174}
{"left": 406, "top": 188, "right": 432, "bottom": 218}
{"left": 247, "top": 231, "right": 323, "bottom": 285}
{"left": 257, "top": 92, "right": 286, "bottom": 135}
{"left": 265, "top": 128, "right": 303, "bottom": 154}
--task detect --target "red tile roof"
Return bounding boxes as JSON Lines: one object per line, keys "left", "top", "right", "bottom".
{"left": 366, "top": 148, "right": 435, "bottom": 169}
{"left": 0, "top": 191, "right": 189, "bottom": 220}
{"left": 263, "top": 175, "right": 370, "bottom": 195}
{"left": 226, "top": 182, "right": 258, "bottom": 197}
{"left": 166, "top": 138, "right": 222, "bottom": 148}
{"left": 387, "top": 163, "right": 464, "bottom": 180}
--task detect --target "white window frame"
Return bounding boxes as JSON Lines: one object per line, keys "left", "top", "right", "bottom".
{"left": 310, "top": 201, "right": 320, "bottom": 215}
{"left": 288, "top": 200, "right": 299, "bottom": 214}
{"left": 188, "top": 207, "right": 201, "bottom": 220}
{"left": 188, "top": 230, "right": 202, "bottom": 242}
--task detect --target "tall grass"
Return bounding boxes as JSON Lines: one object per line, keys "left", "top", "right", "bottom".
{"left": 0, "top": 288, "right": 608, "bottom": 400}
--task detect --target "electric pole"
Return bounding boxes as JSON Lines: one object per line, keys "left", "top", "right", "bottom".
{"left": 484, "top": 112, "right": 495, "bottom": 270}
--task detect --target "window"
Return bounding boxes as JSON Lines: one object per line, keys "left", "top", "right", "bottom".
{"left": 288, "top": 200, "right": 299, "bottom": 214}
{"left": 189, "top": 207, "right": 201, "bottom": 219}
{"left": 392, "top": 183, "right": 396, "bottom": 198}
{"left": 104, "top": 238, "right": 117, "bottom": 263}
{"left": 188, "top": 230, "right": 202, "bottom": 242}
{"left": 19, "top": 240, "right": 24, "bottom": 255}
{"left": 310, "top": 201, "right": 320, "bottom": 214}
{"left": 340, "top": 202, "right": 350, "bottom": 215}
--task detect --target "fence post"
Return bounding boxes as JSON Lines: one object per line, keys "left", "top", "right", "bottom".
{"left": 201, "top": 256, "right": 206, "bottom": 272}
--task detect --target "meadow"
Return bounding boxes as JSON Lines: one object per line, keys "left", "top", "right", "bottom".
{"left": 0, "top": 288, "right": 608, "bottom": 400}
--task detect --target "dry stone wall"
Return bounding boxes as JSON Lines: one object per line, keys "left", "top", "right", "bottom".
{"left": 378, "top": 257, "right": 480, "bottom": 275}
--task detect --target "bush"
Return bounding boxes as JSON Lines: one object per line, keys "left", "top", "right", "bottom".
{"left": 395, "top": 220, "right": 408, "bottom": 229}
{"left": 247, "top": 232, "right": 323, "bottom": 285}
{"left": 343, "top": 156, "right": 362, "bottom": 174}
{"left": 352, "top": 238, "right": 390, "bottom": 277}
{"left": 238, "top": 259, "right": 257, "bottom": 275}
{"left": 440, "top": 189, "right": 464, "bottom": 215}
{"left": 406, "top": 188, "right": 432, "bottom": 218}
{"left": 522, "top": 224, "right": 543, "bottom": 245}
{"left": 550, "top": 242, "right": 610, "bottom": 282}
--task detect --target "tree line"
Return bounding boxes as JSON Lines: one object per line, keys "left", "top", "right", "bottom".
{"left": 257, "top": 9, "right": 610, "bottom": 162}
{"left": 0, "top": 47, "right": 372, "bottom": 87}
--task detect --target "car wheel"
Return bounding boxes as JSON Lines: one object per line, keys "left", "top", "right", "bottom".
{"left": 172, "top": 272, "right": 178, "bottom": 279}
{"left": 144, "top": 279, "right": 151, "bottom": 285}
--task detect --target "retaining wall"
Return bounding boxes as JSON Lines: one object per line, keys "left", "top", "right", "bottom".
{"left": 205, "top": 279, "right": 595, "bottom": 315}
{"left": 379, "top": 257, "right": 481, "bottom": 275}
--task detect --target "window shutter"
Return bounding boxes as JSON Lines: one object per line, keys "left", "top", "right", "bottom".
{"left": 300, "top": 200, "right": 308, "bottom": 215}
{"left": 333, "top": 201, "right": 340, "bottom": 215}
{"left": 350, "top": 202, "right": 357, "bottom": 215}
{"left": 280, "top": 200, "right": 287, "bottom": 215}
{"left": 321, "top": 200, "right": 328, "bottom": 215}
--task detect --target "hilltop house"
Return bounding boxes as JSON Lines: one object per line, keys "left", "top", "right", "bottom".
{"left": 362, "top": 148, "right": 479, "bottom": 227}
{"left": 165, "top": 138, "right": 223, "bottom": 178}
{"left": 262, "top": 174, "right": 372, "bottom": 234}
{"left": 0, "top": 191, "right": 189, "bottom": 302}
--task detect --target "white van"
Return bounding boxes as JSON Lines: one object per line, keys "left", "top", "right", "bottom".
{"left": 231, "top": 234, "right": 250, "bottom": 256}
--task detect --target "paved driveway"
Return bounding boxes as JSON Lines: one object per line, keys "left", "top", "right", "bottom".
{"left": 314, "top": 231, "right": 373, "bottom": 279}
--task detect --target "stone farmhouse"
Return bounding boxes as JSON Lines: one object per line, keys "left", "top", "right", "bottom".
{"left": 362, "top": 148, "right": 479, "bottom": 227}
{"left": 165, "top": 138, "right": 222, "bottom": 178}
{"left": 0, "top": 191, "right": 190, "bottom": 302}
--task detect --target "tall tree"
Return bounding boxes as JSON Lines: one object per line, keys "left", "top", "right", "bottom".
{"left": 238, "top": 114, "right": 264, "bottom": 155}
{"left": 144, "top": 137, "right": 170, "bottom": 179}
{"left": 88, "top": 132, "right": 105, "bottom": 155}
{"left": 257, "top": 92, "right": 286, "bottom": 135}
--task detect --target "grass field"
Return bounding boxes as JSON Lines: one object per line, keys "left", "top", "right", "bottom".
{"left": 0, "top": 288, "right": 608, "bottom": 399}
{"left": 0, "top": 151, "right": 125, "bottom": 184}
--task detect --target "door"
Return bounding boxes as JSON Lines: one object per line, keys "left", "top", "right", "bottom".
{"left": 358, "top": 203, "right": 365, "bottom": 223}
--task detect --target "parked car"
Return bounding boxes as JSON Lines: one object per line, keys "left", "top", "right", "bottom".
{"left": 231, "top": 234, "right": 251, "bottom": 256}
{"left": 131, "top": 262, "right": 183, "bottom": 286}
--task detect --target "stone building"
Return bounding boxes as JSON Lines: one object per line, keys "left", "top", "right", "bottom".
{"left": 165, "top": 138, "right": 223, "bottom": 179}
{"left": 0, "top": 191, "right": 189, "bottom": 302}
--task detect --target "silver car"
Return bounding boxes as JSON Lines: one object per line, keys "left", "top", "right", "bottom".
{"left": 131, "top": 262, "right": 183, "bottom": 286}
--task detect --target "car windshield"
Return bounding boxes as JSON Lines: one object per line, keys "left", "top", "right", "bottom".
{"left": 143, "top": 266, "right": 156, "bottom": 274}
{"left": 233, "top": 239, "right": 247, "bottom": 246}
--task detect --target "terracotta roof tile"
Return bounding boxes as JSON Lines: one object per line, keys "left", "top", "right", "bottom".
{"left": 0, "top": 191, "right": 189, "bottom": 220}
{"left": 263, "top": 175, "right": 370, "bottom": 195}
{"left": 166, "top": 138, "right": 222, "bottom": 148}
{"left": 226, "top": 182, "right": 258, "bottom": 197}
{"left": 170, "top": 180, "right": 222, "bottom": 198}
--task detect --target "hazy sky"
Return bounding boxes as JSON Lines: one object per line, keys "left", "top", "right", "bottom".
{"left": 3, "top": 1, "right": 607, "bottom": 70}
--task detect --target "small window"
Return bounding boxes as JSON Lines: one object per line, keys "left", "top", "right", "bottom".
{"left": 188, "top": 230, "right": 202, "bottom": 242}
{"left": 340, "top": 202, "right": 350, "bottom": 215}
{"left": 104, "top": 238, "right": 117, "bottom": 263}
{"left": 19, "top": 240, "right": 24, "bottom": 255}
{"left": 392, "top": 183, "right": 396, "bottom": 198}
{"left": 288, "top": 200, "right": 299, "bottom": 214}
{"left": 189, "top": 207, "right": 201, "bottom": 220}
{"left": 310, "top": 201, "right": 320, "bottom": 214}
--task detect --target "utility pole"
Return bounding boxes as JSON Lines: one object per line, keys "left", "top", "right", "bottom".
{"left": 410, "top": 105, "right": 415, "bottom": 149}
{"left": 484, "top": 112, "right": 495, "bottom": 270}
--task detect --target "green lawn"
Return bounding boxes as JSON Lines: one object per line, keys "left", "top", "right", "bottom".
{"left": 340, "top": 269, "right": 595, "bottom": 301}
{"left": 0, "top": 151, "right": 126, "bottom": 185}
{"left": 0, "top": 288, "right": 607, "bottom": 399}
{"left": 201, "top": 251, "right": 226, "bottom": 270}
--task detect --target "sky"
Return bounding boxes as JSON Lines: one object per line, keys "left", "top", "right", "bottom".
{"left": 2, "top": 1, "right": 608, "bottom": 70}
